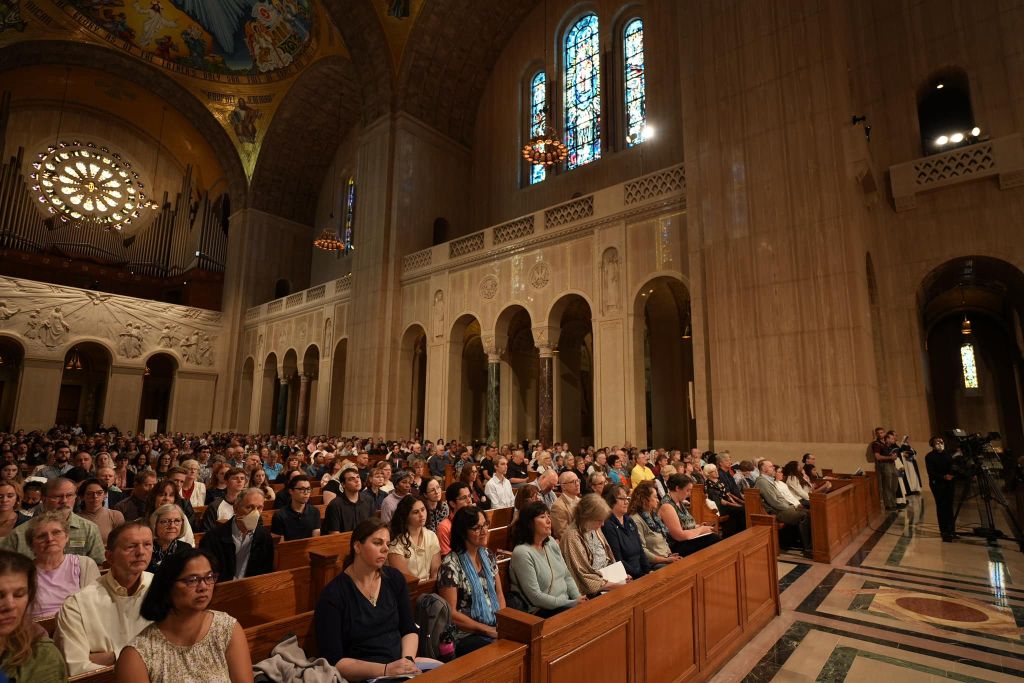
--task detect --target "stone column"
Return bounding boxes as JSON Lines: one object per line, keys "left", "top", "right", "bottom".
{"left": 275, "top": 376, "right": 289, "bottom": 435}
{"left": 538, "top": 346, "right": 554, "bottom": 447}
{"left": 486, "top": 353, "right": 500, "bottom": 444}
{"left": 296, "top": 372, "right": 311, "bottom": 436}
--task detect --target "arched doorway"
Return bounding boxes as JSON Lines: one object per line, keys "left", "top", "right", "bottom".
{"left": 397, "top": 325, "right": 427, "bottom": 440}
{"left": 329, "top": 339, "right": 347, "bottom": 435}
{"left": 56, "top": 342, "right": 111, "bottom": 431}
{"left": 138, "top": 353, "right": 177, "bottom": 433}
{"left": 259, "top": 353, "right": 278, "bottom": 433}
{"left": 236, "top": 357, "right": 255, "bottom": 432}
{"left": 496, "top": 306, "right": 538, "bottom": 444}
{"left": 551, "top": 296, "right": 594, "bottom": 449}
{"left": 634, "top": 277, "right": 695, "bottom": 449}
{"left": 299, "top": 345, "right": 320, "bottom": 436}
{"left": 447, "top": 315, "right": 487, "bottom": 442}
{"left": 920, "top": 257, "right": 1024, "bottom": 452}
{"left": 0, "top": 337, "right": 24, "bottom": 431}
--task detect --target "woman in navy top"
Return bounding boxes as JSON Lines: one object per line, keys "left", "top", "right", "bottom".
{"left": 315, "top": 518, "right": 441, "bottom": 681}
{"left": 601, "top": 484, "right": 652, "bottom": 579}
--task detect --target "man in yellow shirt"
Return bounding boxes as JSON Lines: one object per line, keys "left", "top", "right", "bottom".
{"left": 630, "top": 451, "right": 656, "bottom": 488}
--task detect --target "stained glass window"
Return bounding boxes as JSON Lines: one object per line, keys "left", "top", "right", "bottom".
{"left": 343, "top": 177, "right": 355, "bottom": 253}
{"left": 529, "top": 71, "right": 547, "bottom": 185}
{"left": 564, "top": 14, "right": 601, "bottom": 169}
{"left": 623, "top": 18, "right": 646, "bottom": 146}
{"left": 960, "top": 342, "right": 979, "bottom": 389}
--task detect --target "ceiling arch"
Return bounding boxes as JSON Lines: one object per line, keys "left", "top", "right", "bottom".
{"left": 0, "top": 40, "right": 248, "bottom": 210}
{"left": 249, "top": 56, "right": 362, "bottom": 225}
{"left": 322, "top": 0, "right": 395, "bottom": 123}
{"left": 397, "top": 0, "right": 542, "bottom": 145}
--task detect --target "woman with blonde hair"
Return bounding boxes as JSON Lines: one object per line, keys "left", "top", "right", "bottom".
{"left": 558, "top": 493, "right": 626, "bottom": 596}
{"left": 180, "top": 459, "right": 207, "bottom": 508}
{"left": 0, "top": 480, "right": 28, "bottom": 539}
{"left": 0, "top": 549, "right": 68, "bottom": 681}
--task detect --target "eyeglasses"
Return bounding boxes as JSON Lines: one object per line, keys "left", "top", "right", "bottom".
{"left": 455, "top": 494, "right": 471, "bottom": 502}
{"left": 157, "top": 518, "right": 183, "bottom": 526}
{"left": 84, "top": 491, "right": 106, "bottom": 498}
{"left": 293, "top": 487, "right": 312, "bottom": 493}
{"left": 177, "top": 572, "right": 219, "bottom": 587}
{"left": 469, "top": 523, "right": 490, "bottom": 533}
{"left": 617, "top": 496, "right": 631, "bottom": 502}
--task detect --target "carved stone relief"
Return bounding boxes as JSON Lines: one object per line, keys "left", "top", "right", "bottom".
{"left": 432, "top": 290, "right": 445, "bottom": 338}
{"left": 529, "top": 262, "right": 550, "bottom": 290}
{"left": 601, "top": 247, "right": 621, "bottom": 314}
{"left": 0, "top": 276, "right": 222, "bottom": 367}
{"left": 480, "top": 275, "right": 498, "bottom": 300}
{"left": 324, "top": 318, "right": 333, "bottom": 352}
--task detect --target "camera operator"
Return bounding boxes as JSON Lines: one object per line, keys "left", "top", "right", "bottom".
{"left": 924, "top": 436, "right": 957, "bottom": 542}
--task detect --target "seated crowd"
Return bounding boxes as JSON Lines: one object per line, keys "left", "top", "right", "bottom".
{"left": 0, "top": 427, "right": 839, "bottom": 680}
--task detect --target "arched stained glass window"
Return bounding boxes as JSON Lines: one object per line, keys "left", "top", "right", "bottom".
{"left": 623, "top": 18, "right": 646, "bottom": 146}
{"left": 529, "top": 71, "right": 547, "bottom": 185}
{"left": 343, "top": 177, "right": 356, "bottom": 253}
{"left": 961, "top": 342, "right": 979, "bottom": 389}
{"left": 564, "top": 14, "right": 601, "bottom": 169}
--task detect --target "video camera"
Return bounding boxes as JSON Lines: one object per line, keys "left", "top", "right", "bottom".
{"left": 946, "top": 429, "right": 1001, "bottom": 479}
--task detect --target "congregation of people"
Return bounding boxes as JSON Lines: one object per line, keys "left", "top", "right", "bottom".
{"left": 0, "top": 426, "right": 859, "bottom": 681}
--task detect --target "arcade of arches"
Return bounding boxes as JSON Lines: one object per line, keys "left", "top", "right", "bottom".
{"left": 0, "top": 0, "right": 1023, "bottom": 481}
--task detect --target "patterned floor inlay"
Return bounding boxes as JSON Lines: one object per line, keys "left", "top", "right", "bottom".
{"left": 714, "top": 487, "right": 1024, "bottom": 683}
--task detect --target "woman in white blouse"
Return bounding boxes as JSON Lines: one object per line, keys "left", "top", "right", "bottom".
{"left": 386, "top": 495, "right": 440, "bottom": 582}
{"left": 180, "top": 460, "right": 206, "bottom": 508}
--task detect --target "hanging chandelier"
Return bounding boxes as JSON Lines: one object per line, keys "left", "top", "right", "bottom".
{"left": 521, "top": 0, "right": 566, "bottom": 170}
{"left": 65, "top": 346, "right": 83, "bottom": 371}
{"left": 313, "top": 227, "right": 344, "bottom": 252}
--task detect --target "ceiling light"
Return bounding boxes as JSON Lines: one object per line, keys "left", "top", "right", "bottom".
{"left": 936, "top": 83, "right": 944, "bottom": 89}
{"left": 970, "top": 126, "right": 981, "bottom": 136}
{"left": 950, "top": 132, "right": 964, "bottom": 143}
{"left": 961, "top": 316, "right": 972, "bottom": 335}
{"left": 935, "top": 135, "right": 949, "bottom": 146}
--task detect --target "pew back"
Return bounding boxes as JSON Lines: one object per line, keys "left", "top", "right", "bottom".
{"left": 208, "top": 566, "right": 313, "bottom": 628}
{"left": 275, "top": 531, "right": 352, "bottom": 571}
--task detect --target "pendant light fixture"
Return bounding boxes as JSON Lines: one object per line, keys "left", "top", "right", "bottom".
{"left": 521, "top": 0, "right": 567, "bottom": 169}
{"left": 314, "top": 111, "right": 345, "bottom": 254}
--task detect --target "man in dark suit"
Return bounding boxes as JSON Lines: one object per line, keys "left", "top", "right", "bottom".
{"left": 199, "top": 488, "right": 274, "bottom": 581}
{"left": 924, "top": 436, "right": 957, "bottom": 542}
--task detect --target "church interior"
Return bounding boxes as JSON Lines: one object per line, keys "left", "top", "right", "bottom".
{"left": 1, "top": 0, "right": 1023, "bottom": 681}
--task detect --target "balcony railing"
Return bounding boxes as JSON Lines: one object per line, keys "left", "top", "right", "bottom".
{"left": 889, "top": 134, "right": 1024, "bottom": 211}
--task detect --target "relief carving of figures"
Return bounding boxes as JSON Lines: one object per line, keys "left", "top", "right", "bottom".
{"left": 180, "top": 330, "right": 199, "bottom": 364}
{"left": 158, "top": 325, "right": 178, "bottom": 349}
{"left": 0, "top": 301, "right": 19, "bottom": 320}
{"left": 24, "top": 310, "right": 40, "bottom": 340}
{"left": 198, "top": 333, "right": 213, "bottom": 365}
{"left": 323, "top": 319, "right": 332, "bottom": 351}
{"left": 601, "top": 247, "right": 621, "bottom": 314}
{"left": 118, "top": 322, "right": 144, "bottom": 359}
{"left": 39, "top": 307, "right": 70, "bottom": 348}
{"left": 432, "top": 290, "right": 445, "bottom": 338}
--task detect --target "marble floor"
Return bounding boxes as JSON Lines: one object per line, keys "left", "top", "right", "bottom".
{"left": 711, "top": 489, "right": 1024, "bottom": 683}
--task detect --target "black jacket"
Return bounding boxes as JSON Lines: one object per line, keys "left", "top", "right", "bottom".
{"left": 602, "top": 514, "right": 652, "bottom": 580}
{"left": 198, "top": 521, "right": 274, "bottom": 581}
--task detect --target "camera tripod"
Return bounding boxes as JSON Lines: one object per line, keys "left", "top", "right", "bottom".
{"left": 953, "top": 459, "right": 1024, "bottom": 551}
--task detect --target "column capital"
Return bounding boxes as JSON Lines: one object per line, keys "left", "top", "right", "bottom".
{"left": 537, "top": 345, "right": 555, "bottom": 359}
{"left": 480, "top": 333, "right": 505, "bottom": 358}
{"left": 487, "top": 353, "right": 502, "bottom": 364}
{"left": 531, "top": 325, "right": 560, "bottom": 352}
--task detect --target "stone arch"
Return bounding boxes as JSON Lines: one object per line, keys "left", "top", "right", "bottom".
{"left": 0, "top": 40, "right": 246, "bottom": 210}
{"left": 0, "top": 335, "right": 25, "bottom": 431}
{"left": 259, "top": 352, "right": 279, "bottom": 433}
{"left": 447, "top": 314, "right": 487, "bottom": 442}
{"left": 548, "top": 293, "right": 594, "bottom": 448}
{"left": 138, "top": 352, "right": 177, "bottom": 433}
{"left": 250, "top": 56, "right": 364, "bottom": 225}
{"left": 57, "top": 341, "right": 112, "bottom": 431}
{"left": 917, "top": 256, "right": 1024, "bottom": 452}
{"left": 494, "top": 304, "right": 538, "bottom": 444}
{"left": 631, "top": 274, "right": 695, "bottom": 449}
{"left": 321, "top": 0, "right": 394, "bottom": 124}
{"left": 329, "top": 337, "right": 348, "bottom": 435}
{"left": 397, "top": 323, "right": 428, "bottom": 440}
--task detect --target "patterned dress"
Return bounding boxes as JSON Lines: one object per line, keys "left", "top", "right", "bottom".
{"left": 130, "top": 610, "right": 235, "bottom": 683}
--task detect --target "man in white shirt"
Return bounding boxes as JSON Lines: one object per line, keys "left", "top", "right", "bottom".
{"left": 55, "top": 521, "right": 154, "bottom": 674}
{"left": 484, "top": 456, "right": 515, "bottom": 509}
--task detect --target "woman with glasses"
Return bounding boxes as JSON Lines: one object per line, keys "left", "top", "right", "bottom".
{"left": 76, "top": 478, "right": 125, "bottom": 545}
{"left": 419, "top": 477, "right": 449, "bottom": 532}
{"left": 600, "top": 485, "right": 651, "bottom": 580}
{"left": 115, "top": 549, "right": 253, "bottom": 683}
{"left": 148, "top": 504, "right": 192, "bottom": 574}
{"left": 509, "top": 501, "right": 582, "bottom": 617}
{"left": 437, "top": 506, "right": 506, "bottom": 657}
{"left": 26, "top": 511, "right": 101, "bottom": 618}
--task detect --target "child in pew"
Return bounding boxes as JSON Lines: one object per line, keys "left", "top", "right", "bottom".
{"left": 115, "top": 548, "right": 253, "bottom": 683}
{"left": 315, "top": 518, "right": 442, "bottom": 681}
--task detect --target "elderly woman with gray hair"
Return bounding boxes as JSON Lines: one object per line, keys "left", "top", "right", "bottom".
{"left": 147, "top": 504, "right": 193, "bottom": 575}
{"left": 26, "top": 511, "right": 101, "bottom": 618}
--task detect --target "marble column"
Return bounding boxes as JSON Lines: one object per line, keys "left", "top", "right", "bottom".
{"left": 486, "top": 354, "right": 500, "bottom": 444}
{"left": 538, "top": 347, "right": 554, "bottom": 447}
{"left": 275, "top": 376, "right": 290, "bottom": 435}
{"left": 296, "top": 372, "right": 311, "bottom": 436}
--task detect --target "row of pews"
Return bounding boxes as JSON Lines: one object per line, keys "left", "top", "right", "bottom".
{"left": 67, "top": 505, "right": 780, "bottom": 683}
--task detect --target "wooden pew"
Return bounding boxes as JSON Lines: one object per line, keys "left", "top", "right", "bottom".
{"left": 496, "top": 525, "right": 779, "bottom": 683}
{"left": 688, "top": 484, "right": 722, "bottom": 534}
{"left": 208, "top": 565, "right": 314, "bottom": 628}
{"left": 809, "top": 474, "right": 881, "bottom": 563}
{"left": 487, "top": 506, "right": 514, "bottom": 528}
{"left": 275, "top": 531, "right": 352, "bottom": 571}
{"left": 417, "top": 640, "right": 529, "bottom": 682}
